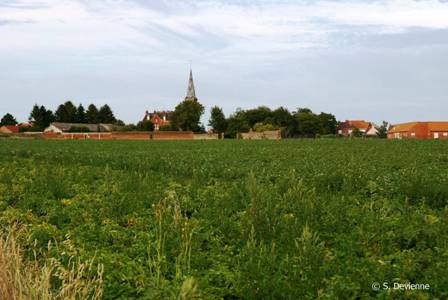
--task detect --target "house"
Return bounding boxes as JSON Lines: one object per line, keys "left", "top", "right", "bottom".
{"left": 0, "top": 125, "right": 19, "bottom": 134}
{"left": 142, "top": 111, "right": 172, "bottom": 131}
{"left": 388, "top": 122, "right": 448, "bottom": 139}
{"left": 44, "top": 122, "right": 112, "bottom": 134}
{"left": 142, "top": 69, "right": 199, "bottom": 131}
{"left": 337, "top": 120, "right": 378, "bottom": 137}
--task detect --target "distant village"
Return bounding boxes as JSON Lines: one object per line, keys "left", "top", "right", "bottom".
{"left": 1, "top": 70, "right": 448, "bottom": 140}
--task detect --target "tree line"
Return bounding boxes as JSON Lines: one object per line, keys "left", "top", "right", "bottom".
{"left": 208, "top": 106, "right": 338, "bottom": 138}
{"left": 143, "top": 101, "right": 338, "bottom": 138}
{"left": 1, "top": 99, "right": 388, "bottom": 138}
{"left": 8, "top": 102, "right": 120, "bottom": 131}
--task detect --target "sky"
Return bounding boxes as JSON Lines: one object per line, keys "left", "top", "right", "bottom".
{"left": 1, "top": 0, "right": 447, "bottom": 125}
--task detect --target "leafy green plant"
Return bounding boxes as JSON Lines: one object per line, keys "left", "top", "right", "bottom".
{"left": 0, "top": 139, "right": 447, "bottom": 299}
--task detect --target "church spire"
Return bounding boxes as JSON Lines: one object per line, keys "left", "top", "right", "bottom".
{"left": 185, "top": 69, "right": 197, "bottom": 101}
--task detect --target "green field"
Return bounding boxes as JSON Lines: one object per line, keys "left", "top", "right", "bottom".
{"left": 1, "top": 139, "right": 447, "bottom": 299}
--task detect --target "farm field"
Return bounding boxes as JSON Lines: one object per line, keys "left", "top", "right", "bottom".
{"left": 0, "top": 139, "right": 447, "bottom": 299}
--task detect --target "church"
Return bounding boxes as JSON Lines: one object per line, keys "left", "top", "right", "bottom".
{"left": 143, "top": 69, "right": 198, "bottom": 130}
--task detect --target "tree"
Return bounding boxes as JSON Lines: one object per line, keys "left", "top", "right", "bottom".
{"left": 225, "top": 108, "right": 250, "bottom": 138}
{"left": 29, "top": 105, "right": 54, "bottom": 130}
{"left": 115, "top": 120, "right": 125, "bottom": 127}
{"left": 98, "top": 105, "right": 117, "bottom": 124}
{"left": 318, "top": 112, "right": 337, "bottom": 135}
{"left": 351, "top": 128, "right": 363, "bottom": 138}
{"left": 376, "top": 121, "right": 389, "bottom": 139}
{"left": 0, "top": 113, "right": 18, "bottom": 126}
{"left": 171, "top": 100, "right": 204, "bottom": 132}
{"left": 297, "top": 108, "right": 313, "bottom": 114}
{"left": 272, "top": 107, "right": 293, "bottom": 127}
{"left": 86, "top": 104, "right": 99, "bottom": 124}
{"left": 117, "top": 124, "right": 137, "bottom": 131}
{"left": 244, "top": 106, "right": 273, "bottom": 127}
{"left": 159, "top": 124, "right": 174, "bottom": 131}
{"left": 55, "top": 101, "right": 77, "bottom": 123}
{"left": 271, "top": 107, "right": 295, "bottom": 138}
{"left": 253, "top": 122, "right": 278, "bottom": 132}
{"left": 295, "top": 108, "right": 320, "bottom": 138}
{"left": 208, "top": 106, "right": 227, "bottom": 134}
{"left": 76, "top": 104, "right": 87, "bottom": 123}
{"left": 136, "top": 120, "right": 154, "bottom": 131}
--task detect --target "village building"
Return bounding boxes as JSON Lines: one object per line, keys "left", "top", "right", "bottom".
{"left": 143, "top": 69, "right": 198, "bottom": 130}
{"left": 337, "top": 120, "right": 378, "bottom": 137}
{"left": 44, "top": 122, "right": 113, "bottom": 134}
{"left": 0, "top": 125, "right": 19, "bottom": 134}
{"left": 184, "top": 69, "right": 198, "bottom": 102}
{"left": 388, "top": 122, "right": 448, "bottom": 139}
{"left": 142, "top": 111, "right": 172, "bottom": 131}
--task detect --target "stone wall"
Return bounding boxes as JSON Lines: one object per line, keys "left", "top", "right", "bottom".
{"left": 240, "top": 130, "right": 281, "bottom": 140}
{"left": 193, "top": 133, "right": 219, "bottom": 140}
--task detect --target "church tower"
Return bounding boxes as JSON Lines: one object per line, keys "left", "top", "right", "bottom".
{"left": 184, "top": 69, "right": 198, "bottom": 102}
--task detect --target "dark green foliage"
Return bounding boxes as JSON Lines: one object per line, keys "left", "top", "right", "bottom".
{"left": 86, "top": 104, "right": 99, "bottom": 124}
{"left": 1, "top": 113, "right": 18, "bottom": 126}
{"left": 223, "top": 106, "right": 335, "bottom": 138}
{"left": 377, "top": 121, "right": 389, "bottom": 138}
{"left": 115, "top": 120, "right": 125, "bottom": 127}
{"left": 171, "top": 100, "right": 204, "bottom": 132}
{"left": 351, "top": 127, "right": 363, "bottom": 137}
{"left": 76, "top": 104, "right": 87, "bottom": 123}
{"left": 208, "top": 106, "right": 227, "bottom": 134}
{"left": 55, "top": 101, "right": 78, "bottom": 123}
{"left": 225, "top": 108, "right": 250, "bottom": 138}
{"left": 158, "top": 124, "right": 176, "bottom": 131}
{"left": 29, "top": 104, "right": 55, "bottom": 130}
{"left": 0, "top": 139, "right": 447, "bottom": 299}
{"left": 295, "top": 108, "right": 321, "bottom": 137}
{"left": 117, "top": 124, "right": 137, "bottom": 131}
{"left": 28, "top": 102, "right": 120, "bottom": 128}
{"left": 318, "top": 112, "right": 337, "bottom": 135}
{"left": 136, "top": 120, "right": 154, "bottom": 131}
{"left": 272, "top": 106, "right": 294, "bottom": 127}
{"left": 244, "top": 106, "right": 273, "bottom": 127}
{"left": 98, "top": 105, "right": 117, "bottom": 124}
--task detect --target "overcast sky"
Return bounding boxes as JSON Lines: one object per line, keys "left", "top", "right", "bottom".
{"left": 1, "top": 0, "right": 447, "bottom": 124}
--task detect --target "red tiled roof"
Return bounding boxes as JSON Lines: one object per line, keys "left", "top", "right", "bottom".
{"left": 427, "top": 122, "right": 448, "bottom": 132}
{"left": 346, "top": 120, "right": 371, "bottom": 130}
{"left": 0, "top": 125, "right": 19, "bottom": 133}
{"left": 389, "top": 122, "right": 448, "bottom": 133}
{"left": 388, "top": 122, "right": 418, "bottom": 133}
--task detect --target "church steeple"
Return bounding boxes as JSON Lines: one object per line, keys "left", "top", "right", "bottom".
{"left": 185, "top": 69, "right": 197, "bottom": 101}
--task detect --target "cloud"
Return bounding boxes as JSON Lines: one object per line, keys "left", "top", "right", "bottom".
{"left": 1, "top": 0, "right": 448, "bottom": 124}
{"left": 2, "top": 0, "right": 448, "bottom": 57}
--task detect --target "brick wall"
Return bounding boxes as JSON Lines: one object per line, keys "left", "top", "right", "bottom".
{"left": 111, "top": 132, "right": 151, "bottom": 140}
{"left": 152, "top": 131, "right": 195, "bottom": 140}
{"left": 39, "top": 131, "right": 198, "bottom": 140}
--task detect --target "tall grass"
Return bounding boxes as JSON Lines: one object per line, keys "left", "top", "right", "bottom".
{"left": 177, "top": 277, "right": 200, "bottom": 300}
{"left": 148, "top": 188, "right": 195, "bottom": 287}
{"left": 0, "top": 226, "right": 103, "bottom": 300}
